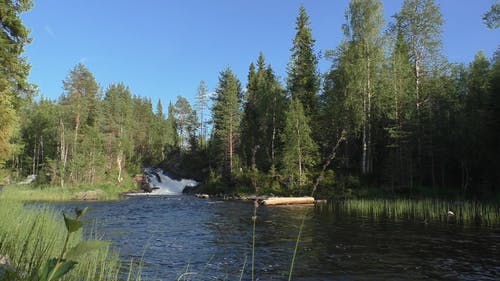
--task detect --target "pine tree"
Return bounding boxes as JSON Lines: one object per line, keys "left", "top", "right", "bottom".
{"left": 211, "top": 68, "right": 242, "bottom": 177}
{"left": 60, "top": 64, "right": 100, "bottom": 184}
{"left": 287, "top": 5, "right": 320, "bottom": 120}
{"left": 281, "top": 99, "right": 318, "bottom": 191}
{"left": 0, "top": 0, "right": 35, "bottom": 163}
{"left": 483, "top": 1, "right": 500, "bottom": 29}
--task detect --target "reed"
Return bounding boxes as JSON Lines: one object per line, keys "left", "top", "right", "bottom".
{"left": 0, "top": 199, "right": 123, "bottom": 281}
{"left": 335, "top": 199, "right": 500, "bottom": 226}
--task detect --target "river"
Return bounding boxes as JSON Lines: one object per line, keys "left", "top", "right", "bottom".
{"left": 48, "top": 195, "right": 500, "bottom": 280}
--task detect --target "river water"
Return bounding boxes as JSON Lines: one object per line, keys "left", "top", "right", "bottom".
{"left": 49, "top": 196, "right": 500, "bottom": 280}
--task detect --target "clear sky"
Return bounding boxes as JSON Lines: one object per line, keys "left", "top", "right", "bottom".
{"left": 21, "top": 0, "right": 500, "bottom": 108}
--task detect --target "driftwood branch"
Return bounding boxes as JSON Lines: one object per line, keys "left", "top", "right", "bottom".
{"left": 312, "top": 129, "right": 347, "bottom": 195}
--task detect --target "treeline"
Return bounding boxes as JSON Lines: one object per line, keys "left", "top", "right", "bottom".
{"left": 200, "top": 0, "right": 500, "bottom": 198}
{"left": 10, "top": 64, "right": 179, "bottom": 186}
{"left": 3, "top": 0, "right": 500, "bottom": 198}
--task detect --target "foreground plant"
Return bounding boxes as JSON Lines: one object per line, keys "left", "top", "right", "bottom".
{"left": 37, "top": 207, "right": 108, "bottom": 281}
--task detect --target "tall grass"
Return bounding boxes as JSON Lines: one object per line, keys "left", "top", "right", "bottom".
{"left": 327, "top": 199, "right": 500, "bottom": 226}
{"left": 0, "top": 183, "right": 131, "bottom": 202}
{"left": 0, "top": 199, "right": 123, "bottom": 281}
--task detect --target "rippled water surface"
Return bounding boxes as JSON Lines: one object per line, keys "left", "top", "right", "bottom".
{"left": 48, "top": 196, "right": 500, "bottom": 280}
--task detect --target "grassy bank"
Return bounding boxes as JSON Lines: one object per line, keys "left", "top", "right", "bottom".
{"left": 0, "top": 199, "right": 124, "bottom": 281}
{"left": 0, "top": 183, "right": 134, "bottom": 202}
{"left": 317, "top": 199, "right": 500, "bottom": 226}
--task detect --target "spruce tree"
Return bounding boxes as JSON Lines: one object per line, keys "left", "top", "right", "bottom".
{"left": 241, "top": 53, "right": 286, "bottom": 171}
{"left": 287, "top": 5, "right": 320, "bottom": 120}
{"left": 166, "top": 102, "right": 179, "bottom": 151}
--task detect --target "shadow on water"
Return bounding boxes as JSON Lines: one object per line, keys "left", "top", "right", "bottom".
{"left": 45, "top": 196, "right": 500, "bottom": 280}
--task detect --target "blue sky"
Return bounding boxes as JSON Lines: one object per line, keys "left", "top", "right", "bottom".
{"left": 22, "top": 0, "right": 499, "bottom": 108}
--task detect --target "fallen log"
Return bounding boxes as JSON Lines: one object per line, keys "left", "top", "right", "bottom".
{"left": 260, "top": 196, "right": 315, "bottom": 206}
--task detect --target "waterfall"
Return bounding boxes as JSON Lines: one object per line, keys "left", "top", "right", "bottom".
{"left": 144, "top": 168, "right": 198, "bottom": 195}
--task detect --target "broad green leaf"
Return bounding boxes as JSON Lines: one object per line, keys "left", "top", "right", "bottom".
{"left": 63, "top": 214, "right": 83, "bottom": 233}
{"left": 38, "top": 258, "right": 58, "bottom": 281}
{"left": 66, "top": 240, "right": 110, "bottom": 260}
{"left": 48, "top": 260, "right": 77, "bottom": 281}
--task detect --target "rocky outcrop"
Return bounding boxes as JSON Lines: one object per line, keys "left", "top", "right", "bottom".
{"left": 0, "top": 254, "right": 15, "bottom": 280}
{"left": 133, "top": 174, "right": 156, "bottom": 193}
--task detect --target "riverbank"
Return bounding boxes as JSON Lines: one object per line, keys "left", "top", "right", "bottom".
{"left": 0, "top": 183, "right": 135, "bottom": 202}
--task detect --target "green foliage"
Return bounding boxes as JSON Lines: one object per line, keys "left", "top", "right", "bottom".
{"left": 36, "top": 207, "right": 109, "bottom": 281}
{"left": 340, "top": 0, "right": 385, "bottom": 175}
{"left": 174, "top": 96, "right": 198, "bottom": 150}
{"left": 287, "top": 6, "right": 320, "bottom": 119}
{"left": 281, "top": 99, "right": 318, "bottom": 191}
{"left": 211, "top": 68, "right": 242, "bottom": 178}
{"left": 240, "top": 53, "right": 287, "bottom": 172}
{"left": 4, "top": 0, "right": 500, "bottom": 199}
{"left": 0, "top": 0, "right": 35, "bottom": 163}
{"left": 195, "top": 80, "right": 209, "bottom": 148}
{"left": 483, "top": 1, "right": 500, "bottom": 29}
{"left": 0, "top": 200, "right": 120, "bottom": 281}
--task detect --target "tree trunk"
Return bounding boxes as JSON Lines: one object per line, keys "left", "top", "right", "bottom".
{"left": 367, "top": 56, "right": 373, "bottom": 174}
{"left": 117, "top": 153, "right": 123, "bottom": 183}
{"left": 228, "top": 113, "right": 234, "bottom": 175}
{"left": 362, "top": 94, "right": 368, "bottom": 175}
{"left": 296, "top": 112, "right": 303, "bottom": 188}
{"left": 59, "top": 119, "right": 68, "bottom": 188}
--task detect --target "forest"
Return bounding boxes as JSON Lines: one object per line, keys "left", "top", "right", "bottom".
{"left": 1, "top": 0, "right": 499, "bottom": 200}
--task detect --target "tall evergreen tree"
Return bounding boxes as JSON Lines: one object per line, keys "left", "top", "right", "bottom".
{"left": 59, "top": 64, "right": 100, "bottom": 185}
{"left": 0, "top": 0, "right": 35, "bottom": 163}
{"left": 211, "top": 68, "right": 242, "bottom": 177}
{"left": 166, "top": 102, "right": 179, "bottom": 151}
{"left": 241, "top": 53, "right": 287, "bottom": 172}
{"left": 287, "top": 5, "right": 320, "bottom": 120}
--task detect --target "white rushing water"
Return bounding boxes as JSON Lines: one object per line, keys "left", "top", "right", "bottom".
{"left": 144, "top": 168, "right": 198, "bottom": 195}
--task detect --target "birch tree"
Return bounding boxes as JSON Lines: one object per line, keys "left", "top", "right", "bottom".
{"left": 281, "top": 99, "right": 318, "bottom": 190}
{"left": 342, "top": 0, "right": 385, "bottom": 174}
